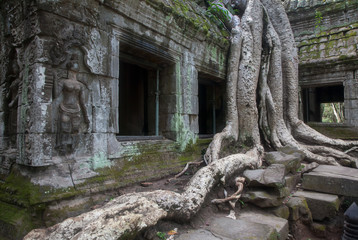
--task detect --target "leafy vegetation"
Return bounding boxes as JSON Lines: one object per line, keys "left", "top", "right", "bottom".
{"left": 315, "top": 10, "right": 323, "bottom": 33}
{"left": 321, "top": 102, "right": 344, "bottom": 123}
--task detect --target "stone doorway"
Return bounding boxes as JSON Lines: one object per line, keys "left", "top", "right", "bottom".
{"left": 118, "top": 61, "right": 158, "bottom": 136}
{"left": 198, "top": 80, "right": 225, "bottom": 137}
{"left": 301, "top": 84, "right": 344, "bottom": 123}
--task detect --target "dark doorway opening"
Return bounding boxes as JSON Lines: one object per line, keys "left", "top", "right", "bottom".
{"left": 199, "top": 80, "right": 225, "bottom": 137}
{"left": 119, "top": 61, "right": 155, "bottom": 136}
{"left": 301, "top": 84, "right": 344, "bottom": 123}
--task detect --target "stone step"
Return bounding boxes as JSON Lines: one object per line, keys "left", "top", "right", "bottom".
{"left": 177, "top": 213, "right": 288, "bottom": 240}
{"left": 238, "top": 212, "right": 289, "bottom": 240}
{"left": 264, "top": 146, "right": 304, "bottom": 174}
{"left": 176, "top": 229, "right": 222, "bottom": 240}
{"left": 302, "top": 165, "right": 358, "bottom": 197}
{"left": 243, "top": 164, "right": 286, "bottom": 188}
{"left": 293, "top": 190, "right": 340, "bottom": 221}
{"left": 242, "top": 189, "right": 285, "bottom": 208}
{"left": 210, "top": 217, "right": 278, "bottom": 240}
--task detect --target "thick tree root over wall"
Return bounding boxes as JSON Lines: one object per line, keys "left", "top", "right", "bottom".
{"left": 25, "top": 0, "right": 358, "bottom": 239}
{"left": 24, "top": 151, "right": 259, "bottom": 239}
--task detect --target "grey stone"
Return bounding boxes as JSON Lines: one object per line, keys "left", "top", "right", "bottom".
{"left": 238, "top": 212, "right": 289, "bottom": 240}
{"left": 210, "top": 217, "right": 278, "bottom": 240}
{"left": 268, "top": 205, "right": 290, "bottom": 219}
{"left": 176, "top": 229, "right": 222, "bottom": 240}
{"left": 265, "top": 147, "right": 304, "bottom": 174}
{"left": 286, "top": 196, "right": 312, "bottom": 223}
{"left": 242, "top": 190, "right": 285, "bottom": 208}
{"left": 243, "top": 164, "right": 286, "bottom": 188}
{"left": 293, "top": 190, "right": 340, "bottom": 221}
{"left": 311, "top": 222, "right": 327, "bottom": 238}
{"left": 285, "top": 174, "right": 301, "bottom": 192}
{"left": 302, "top": 165, "right": 358, "bottom": 197}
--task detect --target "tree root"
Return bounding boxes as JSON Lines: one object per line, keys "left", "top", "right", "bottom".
{"left": 211, "top": 177, "right": 244, "bottom": 205}
{"left": 24, "top": 150, "right": 260, "bottom": 239}
{"left": 168, "top": 160, "right": 203, "bottom": 181}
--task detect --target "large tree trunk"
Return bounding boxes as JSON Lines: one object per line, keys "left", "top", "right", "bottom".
{"left": 24, "top": 0, "right": 358, "bottom": 239}
{"left": 205, "top": 0, "right": 358, "bottom": 167}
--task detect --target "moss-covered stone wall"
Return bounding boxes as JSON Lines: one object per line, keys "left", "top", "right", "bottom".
{"left": 0, "top": 0, "right": 228, "bottom": 238}
{"left": 286, "top": 0, "right": 358, "bottom": 126}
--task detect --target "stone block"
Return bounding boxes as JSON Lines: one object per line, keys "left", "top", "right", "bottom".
{"left": 285, "top": 174, "right": 301, "bottom": 192}
{"left": 27, "top": 102, "right": 53, "bottom": 134}
{"left": 189, "top": 114, "right": 199, "bottom": 134}
{"left": 242, "top": 190, "right": 285, "bottom": 208}
{"left": 183, "top": 94, "right": 198, "bottom": 115}
{"left": 243, "top": 164, "right": 286, "bottom": 188}
{"left": 286, "top": 196, "right": 312, "bottom": 223}
{"left": 92, "top": 133, "right": 108, "bottom": 154}
{"left": 293, "top": 190, "right": 340, "bottom": 221}
{"left": 268, "top": 205, "right": 290, "bottom": 219}
{"left": 160, "top": 94, "right": 178, "bottom": 114}
{"left": 160, "top": 66, "right": 177, "bottom": 95}
{"left": 302, "top": 165, "right": 358, "bottom": 197}
{"left": 265, "top": 147, "right": 304, "bottom": 174}
{"left": 311, "top": 222, "right": 327, "bottom": 238}
{"left": 177, "top": 230, "right": 221, "bottom": 240}
{"left": 92, "top": 106, "right": 109, "bottom": 133}
{"left": 17, "top": 133, "right": 53, "bottom": 166}
{"left": 210, "top": 217, "right": 278, "bottom": 240}
{"left": 238, "top": 212, "right": 289, "bottom": 240}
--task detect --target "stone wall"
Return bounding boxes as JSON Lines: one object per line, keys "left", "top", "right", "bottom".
{"left": 285, "top": 0, "right": 358, "bottom": 125}
{"left": 0, "top": 0, "right": 228, "bottom": 174}
{"left": 0, "top": 0, "right": 228, "bottom": 238}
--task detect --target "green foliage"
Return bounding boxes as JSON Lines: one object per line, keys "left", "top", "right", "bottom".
{"left": 205, "top": 0, "right": 231, "bottom": 31}
{"left": 156, "top": 231, "right": 166, "bottom": 240}
{"left": 207, "top": 1, "right": 230, "bottom": 20}
{"left": 321, "top": 102, "right": 344, "bottom": 123}
{"left": 315, "top": 10, "right": 323, "bottom": 33}
{"left": 296, "top": 164, "right": 305, "bottom": 172}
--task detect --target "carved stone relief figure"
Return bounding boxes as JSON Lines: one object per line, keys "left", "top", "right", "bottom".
{"left": 55, "top": 53, "right": 89, "bottom": 156}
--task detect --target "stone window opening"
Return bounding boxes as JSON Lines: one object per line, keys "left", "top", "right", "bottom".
{"left": 117, "top": 59, "right": 161, "bottom": 141}
{"left": 301, "top": 84, "right": 344, "bottom": 123}
{"left": 198, "top": 79, "right": 225, "bottom": 138}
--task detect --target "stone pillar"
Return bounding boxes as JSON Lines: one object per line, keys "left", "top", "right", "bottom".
{"left": 344, "top": 78, "right": 358, "bottom": 127}
{"left": 17, "top": 60, "right": 54, "bottom": 166}
{"left": 180, "top": 51, "right": 199, "bottom": 144}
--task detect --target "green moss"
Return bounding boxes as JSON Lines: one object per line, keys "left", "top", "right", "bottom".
{"left": 0, "top": 202, "right": 35, "bottom": 239}
{"left": 145, "top": 0, "right": 229, "bottom": 43}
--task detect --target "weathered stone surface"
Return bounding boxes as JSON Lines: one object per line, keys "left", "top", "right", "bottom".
{"left": 177, "top": 229, "right": 221, "bottom": 240}
{"left": 302, "top": 165, "right": 358, "bottom": 197}
{"left": 293, "top": 190, "right": 340, "bottom": 221}
{"left": 210, "top": 217, "right": 278, "bottom": 240}
{"left": 275, "top": 173, "right": 300, "bottom": 198}
{"left": 311, "top": 222, "right": 327, "bottom": 238}
{"left": 242, "top": 190, "right": 285, "bottom": 208}
{"left": 238, "top": 212, "right": 289, "bottom": 240}
{"left": 243, "top": 164, "right": 286, "bottom": 188}
{"left": 286, "top": 196, "right": 312, "bottom": 223}
{"left": 268, "top": 205, "right": 290, "bottom": 219}
{"left": 265, "top": 147, "right": 304, "bottom": 174}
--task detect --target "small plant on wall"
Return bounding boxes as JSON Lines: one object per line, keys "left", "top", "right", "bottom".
{"left": 315, "top": 10, "right": 323, "bottom": 34}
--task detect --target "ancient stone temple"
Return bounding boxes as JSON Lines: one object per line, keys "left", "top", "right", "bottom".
{"left": 285, "top": 0, "right": 358, "bottom": 125}
{"left": 0, "top": 0, "right": 228, "bottom": 237}
{"left": 0, "top": 0, "right": 357, "bottom": 238}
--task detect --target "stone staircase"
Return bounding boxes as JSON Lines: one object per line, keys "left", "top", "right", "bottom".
{"left": 174, "top": 151, "right": 358, "bottom": 240}
{"left": 176, "top": 212, "right": 288, "bottom": 240}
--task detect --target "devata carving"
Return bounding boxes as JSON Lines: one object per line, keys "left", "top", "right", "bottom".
{"left": 55, "top": 54, "right": 89, "bottom": 156}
